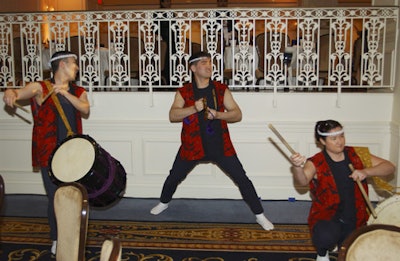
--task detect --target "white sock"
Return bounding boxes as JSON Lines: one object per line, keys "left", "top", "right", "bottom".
{"left": 51, "top": 240, "right": 57, "bottom": 255}
{"left": 316, "top": 251, "right": 330, "bottom": 261}
{"left": 255, "top": 213, "right": 274, "bottom": 230}
{"left": 150, "top": 202, "right": 169, "bottom": 215}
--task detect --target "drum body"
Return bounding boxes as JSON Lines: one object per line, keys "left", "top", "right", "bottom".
{"left": 367, "top": 195, "right": 400, "bottom": 227}
{"left": 49, "top": 134, "right": 126, "bottom": 207}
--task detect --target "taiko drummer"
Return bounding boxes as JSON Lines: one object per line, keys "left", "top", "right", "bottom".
{"left": 2, "top": 51, "right": 90, "bottom": 256}
{"left": 289, "top": 119, "right": 395, "bottom": 261}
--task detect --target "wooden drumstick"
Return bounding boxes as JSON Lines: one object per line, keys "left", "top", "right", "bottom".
{"left": 14, "top": 102, "right": 29, "bottom": 113}
{"left": 202, "top": 97, "right": 208, "bottom": 120}
{"left": 349, "top": 164, "right": 377, "bottom": 218}
{"left": 268, "top": 123, "right": 296, "bottom": 155}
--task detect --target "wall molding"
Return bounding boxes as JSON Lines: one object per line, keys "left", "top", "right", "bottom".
{"left": 1, "top": 94, "right": 396, "bottom": 202}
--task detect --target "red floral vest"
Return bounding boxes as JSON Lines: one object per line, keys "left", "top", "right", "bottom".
{"left": 31, "top": 82, "right": 84, "bottom": 168}
{"left": 178, "top": 81, "right": 236, "bottom": 160}
{"left": 308, "top": 146, "right": 369, "bottom": 231}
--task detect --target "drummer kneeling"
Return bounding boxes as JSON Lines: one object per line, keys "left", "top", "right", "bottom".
{"left": 289, "top": 119, "right": 395, "bottom": 261}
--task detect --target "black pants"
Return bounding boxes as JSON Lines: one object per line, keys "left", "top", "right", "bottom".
{"left": 312, "top": 218, "right": 356, "bottom": 256}
{"left": 159, "top": 153, "right": 264, "bottom": 215}
{"left": 41, "top": 167, "right": 58, "bottom": 241}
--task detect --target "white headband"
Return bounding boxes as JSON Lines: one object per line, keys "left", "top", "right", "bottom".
{"left": 48, "top": 54, "right": 77, "bottom": 67}
{"left": 317, "top": 128, "right": 344, "bottom": 137}
{"left": 188, "top": 56, "right": 209, "bottom": 64}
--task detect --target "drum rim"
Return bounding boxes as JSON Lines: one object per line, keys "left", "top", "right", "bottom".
{"left": 374, "top": 195, "right": 400, "bottom": 211}
{"left": 367, "top": 195, "right": 400, "bottom": 225}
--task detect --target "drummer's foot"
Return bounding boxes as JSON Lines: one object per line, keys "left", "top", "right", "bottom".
{"left": 316, "top": 251, "right": 330, "bottom": 261}
{"left": 51, "top": 240, "right": 57, "bottom": 255}
{"left": 256, "top": 213, "right": 274, "bottom": 230}
{"left": 150, "top": 202, "right": 169, "bottom": 215}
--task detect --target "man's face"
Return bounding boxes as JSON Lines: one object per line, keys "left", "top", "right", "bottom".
{"left": 319, "top": 127, "right": 346, "bottom": 154}
{"left": 61, "top": 57, "right": 79, "bottom": 80}
{"left": 191, "top": 57, "right": 212, "bottom": 79}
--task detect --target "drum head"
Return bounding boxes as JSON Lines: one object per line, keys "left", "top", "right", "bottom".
{"left": 367, "top": 195, "right": 400, "bottom": 227}
{"left": 51, "top": 136, "right": 96, "bottom": 182}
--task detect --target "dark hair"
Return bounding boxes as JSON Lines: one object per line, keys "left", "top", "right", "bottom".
{"left": 188, "top": 51, "right": 211, "bottom": 65}
{"left": 49, "top": 51, "right": 77, "bottom": 72}
{"left": 314, "top": 119, "right": 343, "bottom": 141}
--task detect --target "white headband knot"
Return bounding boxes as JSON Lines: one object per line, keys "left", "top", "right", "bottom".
{"left": 48, "top": 54, "right": 77, "bottom": 67}
{"left": 317, "top": 128, "right": 344, "bottom": 137}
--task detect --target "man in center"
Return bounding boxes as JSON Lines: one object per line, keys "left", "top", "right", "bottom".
{"left": 150, "top": 51, "right": 274, "bottom": 230}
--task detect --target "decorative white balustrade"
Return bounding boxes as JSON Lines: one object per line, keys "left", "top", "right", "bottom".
{"left": 0, "top": 7, "right": 398, "bottom": 93}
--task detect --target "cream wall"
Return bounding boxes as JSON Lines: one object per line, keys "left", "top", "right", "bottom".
{"left": 0, "top": 92, "right": 396, "bottom": 202}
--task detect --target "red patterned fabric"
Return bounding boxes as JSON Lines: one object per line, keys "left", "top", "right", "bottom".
{"left": 178, "top": 81, "right": 236, "bottom": 160}
{"left": 31, "top": 82, "right": 84, "bottom": 168}
{"left": 308, "top": 146, "right": 369, "bottom": 231}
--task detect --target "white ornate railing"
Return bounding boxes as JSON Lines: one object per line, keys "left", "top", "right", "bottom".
{"left": 0, "top": 7, "right": 398, "bottom": 93}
